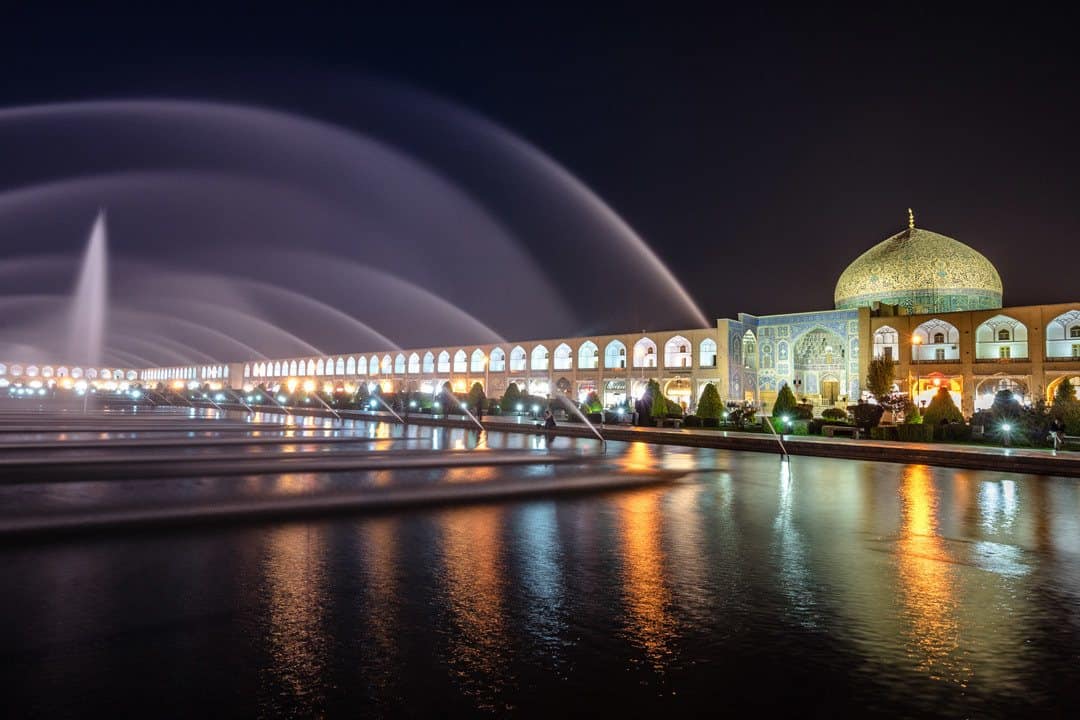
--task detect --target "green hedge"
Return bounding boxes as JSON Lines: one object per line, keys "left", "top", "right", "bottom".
{"left": 932, "top": 423, "right": 972, "bottom": 442}
{"left": 897, "top": 424, "right": 934, "bottom": 442}
{"left": 870, "top": 426, "right": 899, "bottom": 441}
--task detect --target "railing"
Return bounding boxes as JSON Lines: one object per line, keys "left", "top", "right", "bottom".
{"left": 973, "top": 357, "right": 1029, "bottom": 364}
{"left": 909, "top": 358, "right": 962, "bottom": 365}
{"left": 1045, "top": 356, "right": 1080, "bottom": 363}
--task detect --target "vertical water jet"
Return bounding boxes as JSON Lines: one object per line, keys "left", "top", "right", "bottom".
{"left": 67, "top": 211, "right": 108, "bottom": 367}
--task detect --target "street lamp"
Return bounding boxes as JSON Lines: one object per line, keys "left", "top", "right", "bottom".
{"left": 911, "top": 333, "right": 923, "bottom": 405}
{"left": 1001, "top": 422, "right": 1012, "bottom": 447}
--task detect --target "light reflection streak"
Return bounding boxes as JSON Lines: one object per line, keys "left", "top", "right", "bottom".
{"left": 772, "top": 460, "right": 817, "bottom": 627}
{"left": 261, "top": 524, "right": 328, "bottom": 713}
{"left": 615, "top": 489, "right": 675, "bottom": 670}
{"left": 439, "top": 506, "right": 512, "bottom": 710}
{"left": 896, "top": 465, "right": 968, "bottom": 685}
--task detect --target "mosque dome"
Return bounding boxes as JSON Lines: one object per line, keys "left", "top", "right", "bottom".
{"left": 834, "top": 214, "right": 1002, "bottom": 314}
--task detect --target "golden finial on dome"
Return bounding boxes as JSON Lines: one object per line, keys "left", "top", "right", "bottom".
{"left": 907, "top": 208, "right": 915, "bottom": 229}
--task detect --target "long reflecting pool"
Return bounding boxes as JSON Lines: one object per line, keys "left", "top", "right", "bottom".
{"left": 2, "top": 418, "right": 1078, "bottom": 717}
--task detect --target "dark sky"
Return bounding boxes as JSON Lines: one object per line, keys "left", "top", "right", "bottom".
{"left": 2, "top": 5, "right": 1078, "bottom": 323}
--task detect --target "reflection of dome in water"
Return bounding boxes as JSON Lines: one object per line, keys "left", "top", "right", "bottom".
{"left": 834, "top": 221, "right": 1002, "bottom": 313}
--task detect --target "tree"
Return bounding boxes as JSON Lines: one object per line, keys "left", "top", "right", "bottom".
{"left": 990, "top": 389, "right": 1019, "bottom": 417}
{"left": 697, "top": 383, "right": 722, "bottom": 419}
{"left": 772, "top": 382, "right": 798, "bottom": 417}
{"left": 502, "top": 382, "right": 522, "bottom": 412}
{"left": 1055, "top": 377, "right": 1077, "bottom": 405}
{"left": 923, "top": 387, "right": 963, "bottom": 425}
{"left": 644, "top": 379, "right": 668, "bottom": 417}
{"left": 866, "top": 358, "right": 895, "bottom": 401}
{"left": 467, "top": 382, "right": 486, "bottom": 410}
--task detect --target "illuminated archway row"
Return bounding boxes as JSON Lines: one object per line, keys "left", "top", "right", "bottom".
{"left": 0, "top": 363, "right": 137, "bottom": 382}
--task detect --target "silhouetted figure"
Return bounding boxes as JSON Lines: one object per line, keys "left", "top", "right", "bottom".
{"left": 1050, "top": 418, "right": 1065, "bottom": 451}
{"left": 475, "top": 401, "right": 484, "bottom": 422}
{"left": 543, "top": 409, "right": 557, "bottom": 429}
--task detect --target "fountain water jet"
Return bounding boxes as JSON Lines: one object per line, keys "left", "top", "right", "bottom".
{"left": 66, "top": 212, "right": 107, "bottom": 367}
{"left": 553, "top": 395, "right": 606, "bottom": 449}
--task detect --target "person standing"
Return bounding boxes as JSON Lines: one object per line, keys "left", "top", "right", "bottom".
{"left": 1050, "top": 417, "right": 1065, "bottom": 452}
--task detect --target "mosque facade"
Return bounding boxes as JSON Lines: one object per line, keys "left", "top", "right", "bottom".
{"left": 4, "top": 213, "right": 1079, "bottom": 416}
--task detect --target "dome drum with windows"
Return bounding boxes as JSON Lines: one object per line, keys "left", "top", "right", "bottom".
{"left": 834, "top": 211, "right": 1003, "bottom": 314}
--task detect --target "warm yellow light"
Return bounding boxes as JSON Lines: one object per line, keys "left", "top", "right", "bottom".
{"left": 912, "top": 334, "right": 922, "bottom": 345}
{"left": 242, "top": 383, "right": 255, "bottom": 393}
{"left": 343, "top": 383, "right": 356, "bottom": 395}
{"left": 302, "top": 380, "right": 316, "bottom": 393}
{"left": 286, "top": 378, "right": 299, "bottom": 393}
{"left": 933, "top": 378, "right": 941, "bottom": 387}
{"left": 172, "top": 380, "right": 185, "bottom": 390}
{"left": 322, "top": 382, "right": 334, "bottom": 395}
{"left": 208, "top": 382, "right": 222, "bottom": 391}
{"left": 379, "top": 379, "right": 393, "bottom": 393}
{"left": 59, "top": 378, "right": 73, "bottom": 390}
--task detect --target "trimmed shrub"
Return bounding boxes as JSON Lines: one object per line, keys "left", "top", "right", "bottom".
{"left": 702, "top": 417, "right": 720, "bottom": 428}
{"left": 697, "top": 383, "right": 722, "bottom": 420}
{"left": 772, "top": 383, "right": 798, "bottom": 418}
{"left": 683, "top": 414, "right": 702, "bottom": 428}
{"left": 821, "top": 407, "right": 848, "bottom": 421}
{"left": 870, "top": 426, "right": 899, "bottom": 441}
{"left": 794, "top": 402, "right": 814, "bottom": 420}
{"left": 848, "top": 401, "right": 885, "bottom": 432}
{"left": 923, "top": 387, "right": 963, "bottom": 426}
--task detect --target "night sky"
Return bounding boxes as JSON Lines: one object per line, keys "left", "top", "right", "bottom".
{"left": 1, "top": 6, "right": 1078, "bottom": 338}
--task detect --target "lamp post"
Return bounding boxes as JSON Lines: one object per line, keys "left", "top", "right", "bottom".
{"left": 912, "top": 333, "right": 922, "bottom": 405}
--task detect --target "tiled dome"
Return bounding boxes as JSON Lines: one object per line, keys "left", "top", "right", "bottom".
{"left": 834, "top": 224, "right": 1002, "bottom": 313}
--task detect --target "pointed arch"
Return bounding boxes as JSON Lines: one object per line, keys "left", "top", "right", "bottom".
{"left": 553, "top": 343, "right": 572, "bottom": 370}
{"left": 664, "top": 335, "right": 692, "bottom": 368}
{"left": 605, "top": 340, "right": 627, "bottom": 369}
{"left": 531, "top": 344, "right": 549, "bottom": 371}
{"left": 437, "top": 350, "right": 451, "bottom": 373}
{"left": 578, "top": 341, "right": 599, "bottom": 369}
{"left": 699, "top": 338, "right": 717, "bottom": 367}
{"left": 633, "top": 338, "right": 657, "bottom": 368}
{"left": 408, "top": 353, "right": 420, "bottom": 374}
{"left": 489, "top": 347, "right": 506, "bottom": 372}
{"left": 509, "top": 345, "right": 527, "bottom": 372}
{"left": 471, "top": 348, "right": 486, "bottom": 372}
{"left": 423, "top": 352, "right": 435, "bottom": 373}
{"left": 394, "top": 353, "right": 406, "bottom": 374}
{"left": 453, "top": 349, "right": 467, "bottom": 373}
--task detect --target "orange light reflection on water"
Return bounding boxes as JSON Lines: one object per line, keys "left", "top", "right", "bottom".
{"left": 615, "top": 489, "right": 676, "bottom": 670}
{"left": 440, "top": 506, "right": 512, "bottom": 709}
{"left": 897, "top": 465, "right": 968, "bottom": 685}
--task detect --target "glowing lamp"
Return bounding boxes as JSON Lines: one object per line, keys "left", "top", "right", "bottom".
{"left": 302, "top": 380, "right": 316, "bottom": 393}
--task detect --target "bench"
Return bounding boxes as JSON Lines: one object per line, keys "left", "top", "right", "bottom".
{"left": 822, "top": 425, "right": 860, "bottom": 439}
{"left": 1064, "top": 434, "right": 1080, "bottom": 449}
{"left": 656, "top": 418, "right": 683, "bottom": 429}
